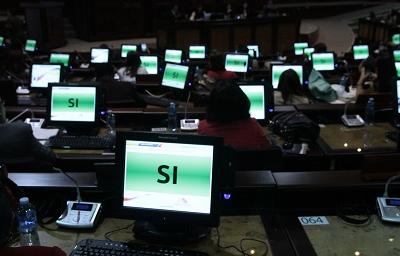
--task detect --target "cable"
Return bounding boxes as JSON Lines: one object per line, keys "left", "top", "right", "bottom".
{"left": 53, "top": 167, "right": 81, "bottom": 202}
{"left": 383, "top": 174, "right": 400, "bottom": 197}
{"left": 8, "top": 108, "right": 34, "bottom": 123}
{"left": 104, "top": 223, "right": 134, "bottom": 241}
{"left": 144, "top": 89, "right": 169, "bottom": 98}
{"left": 216, "top": 227, "right": 269, "bottom": 256}
{"left": 184, "top": 91, "right": 191, "bottom": 119}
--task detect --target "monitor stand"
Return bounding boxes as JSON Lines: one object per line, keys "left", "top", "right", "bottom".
{"left": 133, "top": 220, "right": 210, "bottom": 245}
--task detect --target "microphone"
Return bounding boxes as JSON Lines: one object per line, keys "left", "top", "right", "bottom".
{"left": 8, "top": 108, "right": 34, "bottom": 123}
{"left": 53, "top": 167, "right": 81, "bottom": 202}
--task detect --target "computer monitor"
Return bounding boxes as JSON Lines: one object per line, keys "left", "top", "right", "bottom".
{"left": 140, "top": 56, "right": 158, "bottom": 75}
{"left": 0, "top": 36, "right": 4, "bottom": 47}
{"left": 121, "top": 44, "right": 137, "bottom": 58}
{"left": 353, "top": 45, "right": 369, "bottom": 60}
{"left": 25, "top": 39, "right": 37, "bottom": 52}
{"left": 50, "top": 53, "right": 70, "bottom": 67}
{"left": 189, "top": 46, "right": 206, "bottom": 59}
{"left": 161, "top": 63, "right": 189, "bottom": 90}
{"left": 91, "top": 48, "right": 110, "bottom": 63}
{"left": 30, "top": 64, "right": 62, "bottom": 89}
{"left": 116, "top": 131, "right": 222, "bottom": 242}
{"left": 393, "top": 34, "right": 400, "bottom": 45}
{"left": 294, "top": 42, "right": 308, "bottom": 56}
{"left": 165, "top": 49, "right": 182, "bottom": 64}
{"left": 46, "top": 83, "right": 99, "bottom": 130}
{"left": 396, "top": 62, "right": 400, "bottom": 77}
{"left": 247, "top": 45, "right": 260, "bottom": 58}
{"left": 394, "top": 50, "right": 400, "bottom": 62}
{"left": 312, "top": 52, "right": 335, "bottom": 71}
{"left": 224, "top": 53, "right": 249, "bottom": 73}
{"left": 271, "top": 64, "right": 303, "bottom": 89}
{"left": 303, "top": 47, "right": 315, "bottom": 59}
{"left": 239, "top": 83, "right": 274, "bottom": 122}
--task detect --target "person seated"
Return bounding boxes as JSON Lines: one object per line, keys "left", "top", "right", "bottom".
{"left": 116, "top": 51, "right": 148, "bottom": 83}
{"left": 205, "top": 53, "right": 239, "bottom": 81}
{"left": 274, "top": 69, "right": 310, "bottom": 105}
{"left": 0, "top": 102, "right": 56, "bottom": 165}
{"left": 190, "top": 4, "right": 206, "bottom": 21}
{"left": 198, "top": 81, "right": 270, "bottom": 150}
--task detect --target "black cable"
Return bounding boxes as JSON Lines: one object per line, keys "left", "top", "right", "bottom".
{"left": 104, "top": 223, "right": 134, "bottom": 241}
{"left": 216, "top": 227, "right": 269, "bottom": 255}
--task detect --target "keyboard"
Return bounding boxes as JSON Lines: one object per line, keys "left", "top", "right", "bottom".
{"left": 138, "top": 94, "right": 178, "bottom": 108}
{"left": 47, "top": 135, "right": 114, "bottom": 149}
{"left": 70, "top": 239, "right": 209, "bottom": 256}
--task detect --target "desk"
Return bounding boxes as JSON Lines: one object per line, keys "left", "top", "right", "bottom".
{"left": 318, "top": 123, "right": 397, "bottom": 155}
{"left": 36, "top": 216, "right": 269, "bottom": 256}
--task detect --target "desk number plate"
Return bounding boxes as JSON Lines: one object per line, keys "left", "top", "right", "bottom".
{"left": 298, "top": 216, "right": 329, "bottom": 225}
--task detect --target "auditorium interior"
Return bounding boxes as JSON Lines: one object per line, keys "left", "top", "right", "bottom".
{"left": 1, "top": 0, "right": 400, "bottom": 255}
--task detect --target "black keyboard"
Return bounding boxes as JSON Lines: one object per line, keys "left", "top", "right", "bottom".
{"left": 138, "top": 94, "right": 178, "bottom": 108}
{"left": 70, "top": 239, "right": 209, "bottom": 256}
{"left": 47, "top": 136, "right": 114, "bottom": 149}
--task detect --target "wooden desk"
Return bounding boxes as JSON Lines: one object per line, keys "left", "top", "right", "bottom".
{"left": 318, "top": 123, "right": 397, "bottom": 155}
{"left": 35, "top": 216, "right": 269, "bottom": 255}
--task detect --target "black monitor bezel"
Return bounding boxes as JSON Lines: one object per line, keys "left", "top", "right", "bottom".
{"left": 224, "top": 52, "right": 250, "bottom": 73}
{"left": 270, "top": 63, "right": 304, "bottom": 90}
{"left": 116, "top": 131, "right": 222, "bottom": 227}
{"left": 139, "top": 55, "right": 159, "bottom": 75}
{"left": 237, "top": 82, "right": 274, "bottom": 124}
{"left": 46, "top": 82, "right": 100, "bottom": 129}
{"left": 24, "top": 39, "right": 37, "bottom": 52}
{"left": 352, "top": 44, "right": 370, "bottom": 61}
{"left": 246, "top": 44, "right": 260, "bottom": 58}
{"left": 120, "top": 44, "right": 138, "bottom": 58}
{"left": 188, "top": 45, "right": 207, "bottom": 60}
{"left": 164, "top": 49, "right": 183, "bottom": 64}
{"left": 90, "top": 47, "right": 110, "bottom": 64}
{"left": 49, "top": 52, "right": 71, "bottom": 67}
{"left": 29, "top": 63, "right": 63, "bottom": 91}
{"left": 311, "top": 51, "right": 336, "bottom": 71}
{"left": 161, "top": 63, "right": 191, "bottom": 90}
{"left": 394, "top": 78, "right": 400, "bottom": 117}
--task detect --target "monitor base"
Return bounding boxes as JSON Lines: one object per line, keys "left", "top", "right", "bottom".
{"left": 133, "top": 220, "right": 210, "bottom": 245}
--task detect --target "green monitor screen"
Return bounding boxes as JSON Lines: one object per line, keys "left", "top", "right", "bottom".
{"left": 91, "top": 48, "right": 109, "bottom": 63}
{"left": 247, "top": 45, "right": 260, "bottom": 58}
{"left": 30, "top": 64, "right": 61, "bottom": 88}
{"left": 304, "top": 47, "right": 315, "bottom": 58}
{"left": 162, "top": 63, "right": 189, "bottom": 89}
{"left": 121, "top": 44, "right": 137, "bottom": 58}
{"left": 396, "top": 62, "right": 400, "bottom": 77}
{"left": 312, "top": 52, "right": 335, "bottom": 71}
{"left": 50, "top": 53, "right": 70, "bottom": 67}
{"left": 353, "top": 45, "right": 369, "bottom": 60}
{"left": 294, "top": 42, "right": 308, "bottom": 55}
{"left": 239, "top": 85, "right": 265, "bottom": 120}
{"left": 50, "top": 86, "right": 96, "bottom": 122}
{"left": 140, "top": 56, "right": 158, "bottom": 75}
{"left": 393, "top": 34, "right": 400, "bottom": 45}
{"left": 25, "top": 39, "right": 36, "bottom": 52}
{"left": 165, "top": 49, "right": 182, "bottom": 63}
{"left": 121, "top": 137, "right": 214, "bottom": 214}
{"left": 189, "top": 46, "right": 206, "bottom": 59}
{"left": 225, "top": 54, "right": 249, "bottom": 73}
{"left": 394, "top": 50, "right": 400, "bottom": 62}
{"left": 271, "top": 64, "right": 303, "bottom": 89}
{"left": 0, "top": 36, "right": 4, "bottom": 46}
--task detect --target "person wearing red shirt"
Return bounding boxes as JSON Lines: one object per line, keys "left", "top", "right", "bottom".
{"left": 198, "top": 81, "right": 269, "bottom": 150}
{"left": 206, "top": 53, "right": 239, "bottom": 80}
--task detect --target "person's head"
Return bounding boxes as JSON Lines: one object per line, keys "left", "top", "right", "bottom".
{"left": 360, "top": 56, "right": 376, "bottom": 73}
{"left": 313, "top": 42, "right": 327, "bottom": 53}
{"left": 126, "top": 51, "right": 141, "bottom": 69}
{"left": 278, "top": 69, "right": 304, "bottom": 103}
{"left": 209, "top": 53, "right": 225, "bottom": 71}
{"left": 206, "top": 81, "right": 250, "bottom": 123}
